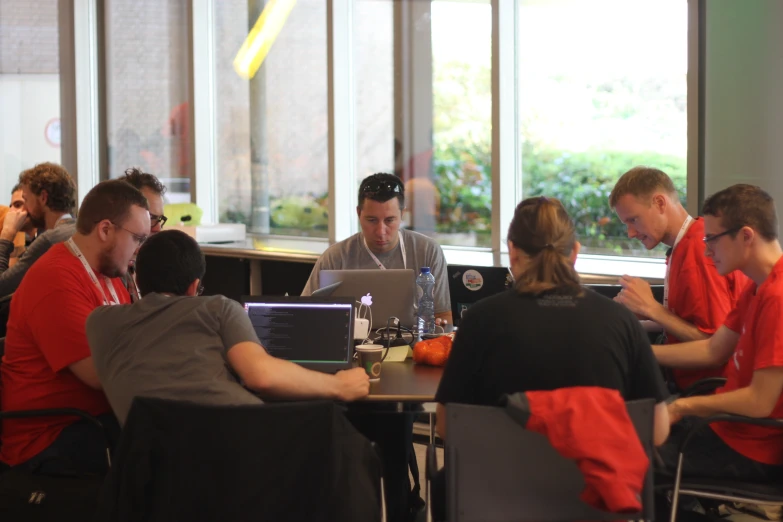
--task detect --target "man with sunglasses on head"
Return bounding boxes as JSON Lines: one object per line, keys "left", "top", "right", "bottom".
{"left": 0, "top": 180, "right": 148, "bottom": 475}
{"left": 653, "top": 185, "right": 783, "bottom": 505}
{"left": 302, "top": 172, "right": 452, "bottom": 325}
{"left": 302, "top": 173, "right": 451, "bottom": 522}
{"left": 120, "top": 167, "right": 168, "bottom": 302}
{"left": 609, "top": 167, "right": 748, "bottom": 392}
{"left": 0, "top": 163, "right": 79, "bottom": 298}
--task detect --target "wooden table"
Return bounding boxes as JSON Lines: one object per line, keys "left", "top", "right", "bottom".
{"left": 365, "top": 360, "right": 444, "bottom": 405}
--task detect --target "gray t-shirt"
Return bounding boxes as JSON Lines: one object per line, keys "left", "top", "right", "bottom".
{"left": 301, "top": 229, "right": 451, "bottom": 314}
{"left": 87, "top": 293, "right": 263, "bottom": 425}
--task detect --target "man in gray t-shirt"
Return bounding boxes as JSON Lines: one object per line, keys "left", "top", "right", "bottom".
{"left": 302, "top": 173, "right": 453, "bottom": 324}
{"left": 87, "top": 230, "right": 370, "bottom": 425}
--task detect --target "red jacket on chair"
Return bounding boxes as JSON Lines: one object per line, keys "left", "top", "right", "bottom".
{"left": 512, "top": 387, "right": 649, "bottom": 513}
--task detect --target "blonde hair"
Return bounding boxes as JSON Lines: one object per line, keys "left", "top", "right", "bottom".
{"left": 608, "top": 166, "right": 677, "bottom": 208}
{"left": 507, "top": 197, "right": 581, "bottom": 296}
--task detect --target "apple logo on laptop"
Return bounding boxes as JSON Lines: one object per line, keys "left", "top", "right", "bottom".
{"left": 361, "top": 293, "right": 373, "bottom": 307}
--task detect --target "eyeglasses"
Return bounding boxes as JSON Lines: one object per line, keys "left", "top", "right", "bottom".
{"left": 112, "top": 222, "right": 148, "bottom": 245}
{"left": 703, "top": 227, "right": 742, "bottom": 247}
{"left": 150, "top": 214, "right": 168, "bottom": 228}
{"left": 197, "top": 284, "right": 204, "bottom": 296}
{"left": 360, "top": 180, "right": 403, "bottom": 196}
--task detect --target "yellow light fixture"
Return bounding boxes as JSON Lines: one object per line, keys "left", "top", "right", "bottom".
{"left": 233, "top": 0, "right": 297, "bottom": 80}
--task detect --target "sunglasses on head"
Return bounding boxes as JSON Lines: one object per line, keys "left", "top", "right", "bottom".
{"left": 361, "top": 180, "right": 403, "bottom": 195}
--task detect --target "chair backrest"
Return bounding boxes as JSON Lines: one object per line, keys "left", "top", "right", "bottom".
{"left": 97, "top": 398, "right": 382, "bottom": 522}
{"left": 445, "top": 398, "right": 655, "bottom": 522}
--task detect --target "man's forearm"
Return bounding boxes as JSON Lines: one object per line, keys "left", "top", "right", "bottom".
{"left": 648, "top": 305, "right": 709, "bottom": 342}
{"left": 245, "top": 356, "right": 341, "bottom": 400}
{"left": 674, "top": 387, "right": 772, "bottom": 419}
{"left": 653, "top": 339, "right": 721, "bottom": 369}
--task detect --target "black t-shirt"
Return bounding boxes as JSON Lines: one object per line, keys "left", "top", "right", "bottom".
{"left": 435, "top": 288, "right": 669, "bottom": 406}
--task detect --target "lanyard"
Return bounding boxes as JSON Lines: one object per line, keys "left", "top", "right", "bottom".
{"left": 126, "top": 266, "right": 142, "bottom": 303}
{"left": 362, "top": 231, "right": 407, "bottom": 270}
{"left": 663, "top": 215, "right": 694, "bottom": 310}
{"left": 65, "top": 238, "right": 120, "bottom": 306}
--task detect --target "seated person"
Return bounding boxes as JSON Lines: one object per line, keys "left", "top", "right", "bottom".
{"left": 610, "top": 166, "right": 748, "bottom": 391}
{"left": 119, "top": 167, "right": 168, "bottom": 301}
{"left": 301, "top": 172, "right": 452, "bottom": 324}
{"left": 86, "top": 229, "right": 370, "bottom": 425}
{"left": 432, "top": 196, "right": 670, "bottom": 521}
{"left": 0, "top": 163, "right": 79, "bottom": 298}
{"left": 0, "top": 180, "right": 148, "bottom": 474}
{"left": 656, "top": 184, "right": 783, "bottom": 484}
{"left": 3, "top": 184, "right": 34, "bottom": 266}
{"left": 301, "top": 172, "right": 451, "bottom": 522}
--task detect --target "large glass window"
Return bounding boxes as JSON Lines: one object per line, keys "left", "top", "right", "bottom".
{"left": 519, "top": 0, "right": 687, "bottom": 257}
{"left": 0, "top": 0, "right": 62, "bottom": 197}
{"left": 215, "top": 0, "right": 329, "bottom": 238}
{"left": 104, "top": 0, "right": 192, "bottom": 203}
{"left": 355, "top": 0, "right": 492, "bottom": 248}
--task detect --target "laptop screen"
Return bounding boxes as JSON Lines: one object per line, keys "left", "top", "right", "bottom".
{"left": 242, "top": 296, "right": 355, "bottom": 373}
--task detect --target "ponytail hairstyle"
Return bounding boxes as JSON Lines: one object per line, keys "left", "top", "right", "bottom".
{"left": 507, "top": 197, "right": 582, "bottom": 296}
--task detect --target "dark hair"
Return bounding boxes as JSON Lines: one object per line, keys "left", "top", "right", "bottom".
{"left": 10, "top": 183, "right": 21, "bottom": 194}
{"left": 703, "top": 184, "right": 778, "bottom": 241}
{"left": 76, "top": 180, "right": 149, "bottom": 235}
{"left": 507, "top": 197, "right": 581, "bottom": 296}
{"left": 120, "top": 167, "right": 167, "bottom": 196}
{"left": 18, "top": 162, "right": 77, "bottom": 214}
{"left": 358, "top": 173, "right": 405, "bottom": 209}
{"left": 136, "top": 230, "right": 206, "bottom": 296}
{"left": 609, "top": 166, "right": 678, "bottom": 208}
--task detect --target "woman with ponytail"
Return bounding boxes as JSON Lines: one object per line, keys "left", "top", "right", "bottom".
{"left": 429, "top": 197, "right": 671, "bottom": 520}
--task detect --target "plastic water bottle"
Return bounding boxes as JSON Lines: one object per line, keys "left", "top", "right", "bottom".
{"left": 416, "top": 267, "right": 436, "bottom": 335}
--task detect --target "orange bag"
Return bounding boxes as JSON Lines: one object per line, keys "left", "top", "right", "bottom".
{"left": 413, "top": 334, "right": 454, "bottom": 367}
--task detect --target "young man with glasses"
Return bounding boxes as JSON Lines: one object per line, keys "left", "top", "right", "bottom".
{"left": 655, "top": 183, "right": 783, "bottom": 485}
{"left": 0, "top": 163, "right": 80, "bottom": 298}
{"left": 85, "top": 230, "right": 369, "bottom": 425}
{"left": 609, "top": 167, "right": 748, "bottom": 391}
{"left": 120, "top": 167, "right": 168, "bottom": 301}
{"left": 0, "top": 180, "right": 149, "bottom": 474}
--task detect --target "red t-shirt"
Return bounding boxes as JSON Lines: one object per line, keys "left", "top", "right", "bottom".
{"left": 0, "top": 243, "right": 130, "bottom": 466}
{"left": 667, "top": 218, "right": 749, "bottom": 390}
{"left": 711, "top": 256, "right": 783, "bottom": 465}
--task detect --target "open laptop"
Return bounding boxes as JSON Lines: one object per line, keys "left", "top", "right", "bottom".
{"left": 447, "top": 265, "right": 513, "bottom": 325}
{"left": 318, "top": 269, "right": 417, "bottom": 328}
{"left": 241, "top": 296, "right": 355, "bottom": 373}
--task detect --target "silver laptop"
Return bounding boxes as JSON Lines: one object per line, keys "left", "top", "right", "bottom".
{"left": 318, "top": 269, "right": 417, "bottom": 328}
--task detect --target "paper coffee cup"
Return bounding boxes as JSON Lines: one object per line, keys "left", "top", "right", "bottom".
{"left": 356, "top": 344, "right": 385, "bottom": 381}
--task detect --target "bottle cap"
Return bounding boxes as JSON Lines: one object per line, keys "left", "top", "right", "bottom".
{"left": 420, "top": 267, "right": 431, "bottom": 274}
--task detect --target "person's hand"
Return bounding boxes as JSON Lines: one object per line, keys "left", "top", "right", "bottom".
{"left": 614, "top": 275, "right": 660, "bottom": 319}
{"left": 0, "top": 209, "right": 28, "bottom": 241}
{"left": 335, "top": 367, "right": 370, "bottom": 401}
{"left": 667, "top": 399, "right": 687, "bottom": 425}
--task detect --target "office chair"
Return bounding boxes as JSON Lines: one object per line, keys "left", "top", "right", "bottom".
{"left": 426, "top": 398, "right": 656, "bottom": 522}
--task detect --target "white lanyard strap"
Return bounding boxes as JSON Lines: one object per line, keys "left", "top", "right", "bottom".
{"left": 664, "top": 215, "right": 694, "bottom": 310}
{"left": 362, "top": 231, "right": 406, "bottom": 270}
{"left": 65, "top": 238, "right": 120, "bottom": 306}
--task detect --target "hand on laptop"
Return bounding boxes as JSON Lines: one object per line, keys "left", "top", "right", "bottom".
{"left": 335, "top": 367, "right": 371, "bottom": 401}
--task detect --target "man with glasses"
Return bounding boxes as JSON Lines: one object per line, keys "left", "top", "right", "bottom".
{"left": 0, "top": 180, "right": 148, "bottom": 474}
{"left": 86, "top": 230, "right": 369, "bottom": 426}
{"left": 120, "top": 167, "right": 168, "bottom": 301}
{"left": 0, "top": 163, "right": 79, "bottom": 298}
{"left": 609, "top": 167, "right": 748, "bottom": 391}
{"left": 655, "top": 184, "right": 783, "bottom": 489}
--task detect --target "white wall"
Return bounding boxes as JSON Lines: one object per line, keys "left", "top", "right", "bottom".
{"left": 0, "top": 74, "right": 61, "bottom": 200}
{"left": 703, "top": 0, "right": 783, "bottom": 230}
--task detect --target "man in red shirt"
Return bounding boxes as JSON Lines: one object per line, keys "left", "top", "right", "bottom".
{"left": 0, "top": 179, "right": 150, "bottom": 474}
{"left": 609, "top": 167, "right": 748, "bottom": 391}
{"left": 655, "top": 184, "right": 783, "bottom": 481}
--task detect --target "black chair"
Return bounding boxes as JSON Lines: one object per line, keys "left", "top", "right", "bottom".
{"left": 427, "top": 399, "right": 656, "bottom": 522}
{"left": 657, "top": 414, "right": 783, "bottom": 522}
{"left": 96, "top": 397, "right": 384, "bottom": 522}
